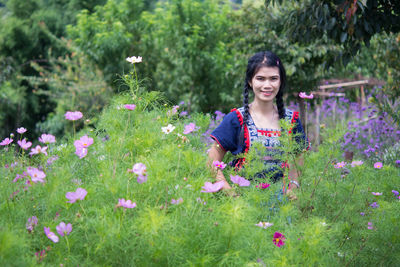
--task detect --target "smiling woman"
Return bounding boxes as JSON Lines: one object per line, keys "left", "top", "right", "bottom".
{"left": 208, "top": 51, "right": 309, "bottom": 197}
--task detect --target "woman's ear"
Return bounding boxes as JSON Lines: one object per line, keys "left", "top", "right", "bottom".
{"left": 248, "top": 81, "right": 252, "bottom": 88}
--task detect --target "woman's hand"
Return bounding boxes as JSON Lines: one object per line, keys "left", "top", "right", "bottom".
{"left": 285, "top": 188, "right": 297, "bottom": 200}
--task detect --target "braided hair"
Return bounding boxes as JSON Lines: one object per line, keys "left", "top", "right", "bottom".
{"left": 239, "top": 51, "right": 287, "bottom": 148}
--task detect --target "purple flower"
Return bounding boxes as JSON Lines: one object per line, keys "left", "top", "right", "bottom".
{"left": 374, "top": 162, "right": 383, "bottom": 169}
{"left": 230, "top": 174, "right": 250, "bottom": 187}
{"left": 392, "top": 190, "right": 399, "bottom": 196}
{"left": 171, "top": 197, "right": 183, "bottom": 205}
{"left": 65, "top": 111, "right": 83, "bottom": 121}
{"left": 66, "top": 188, "right": 87, "bottom": 203}
{"left": 0, "top": 138, "right": 13, "bottom": 146}
{"left": 255, "top": 221, "right": 273, "bottom": 229}
{"left": 372, "top": 192, "right": 382, "bottom": 196}
{"left": 26, "top": 167, "right": 46, "bottom": 183}
{"left": 201, "top": 181, "right": 224, "bottom": 193}
{"left": 130, "top": 163, "right": 148, "bottom": 183}
{"left": 17, "top": 127, "right": 27, "bottom": 134}
{"left": 124, "top": 104, "right": 136, "bottom": 110}
{"left": 56, "top": 222, "right": 72, "bottom": 236}
{"left": 167, "top": 105, "right": 179, "bottom": 116}
{"left": 395, "top": 160, "right": 400, "bottom": 167}
{"left": 44, "top": 227, "right": 59, "bottom": 243}
{"left": 183, "top": 123, "right": 199, "bottom": 134}
{"left": 212, "top": 160, "right": 226, "bottom": 170}
{"left": 117, "top": 198, "right": 137, "bottom": 209}
{"left": 17, "top": 139, "right": 32, "bottom": 150}
{"left": 196, "top": 197, "right": 207, "bottom": 205}
{"left": 180, "top": 111, "right": 188, "bottom": 117}
{"left": 29, "top": 145, "right": 48, "bottom": 156}
{"left": 370, "top": 202, "right": 379, "bottom": 208}
{"left": 367, "top": 222, "right": 374, "bottom": 230}
{"left": 360, "top": 212, "right": 365, "bottom": 216}
{"left": 26, "top": 216, "right": 38, "bottom": 233}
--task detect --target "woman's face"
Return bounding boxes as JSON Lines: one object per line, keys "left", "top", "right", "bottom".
{"left": 249, "top": 66, "right": 281, "bottom": 103}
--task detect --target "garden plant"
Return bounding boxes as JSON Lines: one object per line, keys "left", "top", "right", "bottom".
{"left": 1, "top": 60, "right": 399, "bottom": 266}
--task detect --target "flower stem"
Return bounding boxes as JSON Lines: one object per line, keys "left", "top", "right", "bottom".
{"left": 65, "top": 235, "right": 70, "bottom": 254}
{"left": 80, "top": 202, "right": 87, "bottom": 216}
{"left": 133, "top": 64, "right": 139, "bottom": 95}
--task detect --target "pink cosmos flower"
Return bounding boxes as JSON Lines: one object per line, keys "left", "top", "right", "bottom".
{"left": 256, "top": 183, "right": 271, "bottom": 189}
{"left": 334, "top": 161, "right": 346, "bottom": 168}
{"left": 75, "top": 135, "right": 94, "bottom": 148}
{"left": 183, "top": 123, "right": 199, "bottom": 134}
{"left": 26, "top": 216, "right": 38, "bottom": 233}
{"left": 44, "top": 227, "right": 59, "bottom": 243}
{"left": 56, "top": 222, "right": 72, "bottom": 236}
{"left": 39, "top": 134, "right": 56, "bottom": 144}
{"left": 0, "top": 138, "right": 13, "bottom": 146}
{"left": 26, "top": 167, "right": 46, "bottom": 183}
{"left": 132, "top": 163, "right": 147, "bottom": 176}
{"left": 126, "top": 56, "right": 142, "bottom": 64}
{"left": 124, "top": 104, "right": 136, "bottom": 110}
{"left": 272, "top": 232, "right": 285, "bottom": 247}
{"left": 117, "top": 198, "right": 137, "bottom": 209}
{"left": 29, "top": 145, "right": 48, "bottom": 156}
{"left": 230, "top": 174, "right": 250, "bottom": 187}
{"left": 374, "top": 162, "right": 383, "bottom": 169}
{"left": 17, "top": 139, "right": 32, "bottom": 150}
{"left": 171, "top": 198, "right": 183, "bottom": 205}
{"left": 299, "top": 92, "right": 314, "bottom": 99}
{"left": 201, "top": 181, "right": 224, "bottom": 193}
{"left": 17, "top": 127, "right": 27, "bottom": 134}
{"left": 255, "top": 222, "right": 273, "bottom": 229}
{"left": 350, "top": 160, "right": 364, "bottom": 167}
{"left": 372, "top": 192, "right": 382, "bottom": 196}
{"left": 66, "top": 188, "right": 87, "bottom": 203}
{"left": 64, "top": 111, "right": 83, "bottom": 121}
{"left": 213, "top": 160, "right": 226, "bottom": 170}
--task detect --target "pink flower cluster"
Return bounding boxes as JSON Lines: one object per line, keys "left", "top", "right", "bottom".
{"left": 299, "top": 92, "right": 314, "bottom": 99}
{"left": 183, "top": 123, "right": 200, "bottom": 134}
{"left": 18, "top": 139, "right": 32, "bottom": 150}
{"left": 130, "top": 163, "right": 148, "bottom": 183}
{"left": 230, "top": 175, "right": 250, "bottom": 187}
{"left": 124, "top": 104, "right": 136, "bottom": 110}
{"left": 64, "top": 111, "right": 83, "bottom": 121}
{"left": 0, "top": 138, "right": 13, "bottom": 146}
{"left": 29, "top": 145, "right": 48, "bottom": 156}
{"left": 44, "top": 222, "right": 72, "bottom": 243}
{"left": 117, "top": 198, "right": 137, "bottom": 209}
{"left": 171, "top": 198, "right": 183, "bottom": 205}
{"left": 39, "top": 134, "right": 56, "bottom": 144}
{"left": 66, "top": 188, "right": 87, "bottom": 203}
{"left": 201, "top": 181, "right": 224, "bottom": 193}
{"left": 26, "top": 167, "right": 46, "bottom": 183}
{"left": 213, "top": 160, "right": 226, "bottom": 170}
{"left": 74, "top": 135, "right": 94, "bottom": 159}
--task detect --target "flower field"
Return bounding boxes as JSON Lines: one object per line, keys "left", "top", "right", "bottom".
{"left": 1, "top": 88, "right": 400, "bottom": 266}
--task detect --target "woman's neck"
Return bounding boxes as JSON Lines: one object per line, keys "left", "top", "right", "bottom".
{"left": 250, "top": 100, "right": 276, "bottom": 115}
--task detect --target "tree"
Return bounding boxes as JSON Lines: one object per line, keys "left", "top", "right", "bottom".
{"left": 265, "top": 0, "right": 400, "bottom": 65}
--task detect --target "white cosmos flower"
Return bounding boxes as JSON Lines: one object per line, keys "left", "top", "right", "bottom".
{"left": 162, "top": 124, "right": 175, "bottom": 134}
{"left": 126, "top": 56, "right": 142, "bottom": 64}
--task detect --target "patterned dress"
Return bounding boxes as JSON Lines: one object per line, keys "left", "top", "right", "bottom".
{"left": 210, "top": 107, "right": 308, "bottom": 182}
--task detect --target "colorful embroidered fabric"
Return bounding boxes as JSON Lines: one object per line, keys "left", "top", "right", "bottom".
{"left": 210, "top": 107, "right": 308, "bottom": 182}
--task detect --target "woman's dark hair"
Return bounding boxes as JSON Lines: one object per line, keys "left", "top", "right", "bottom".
{"left": 239, "top": 51, "right": 287, "bottom": 147}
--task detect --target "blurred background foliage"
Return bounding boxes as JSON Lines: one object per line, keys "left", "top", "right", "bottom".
{"left": 1, "top": 0, "right": 400, "bottom": 140}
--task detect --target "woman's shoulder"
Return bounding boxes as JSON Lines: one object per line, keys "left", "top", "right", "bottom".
{"left": 284, "top": 108, "right": 300, "bottom": 122}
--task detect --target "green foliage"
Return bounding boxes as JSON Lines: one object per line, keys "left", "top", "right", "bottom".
{"left": 266, "top": 0, "right": 400, "bottom": 65}
{"left": 1, "top": 88, "right": 399, "bottom": 265}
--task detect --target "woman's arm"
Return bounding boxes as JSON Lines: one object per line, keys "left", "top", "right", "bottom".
{"left": 207, "top": 142, "right": 232, "bottom": 191}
